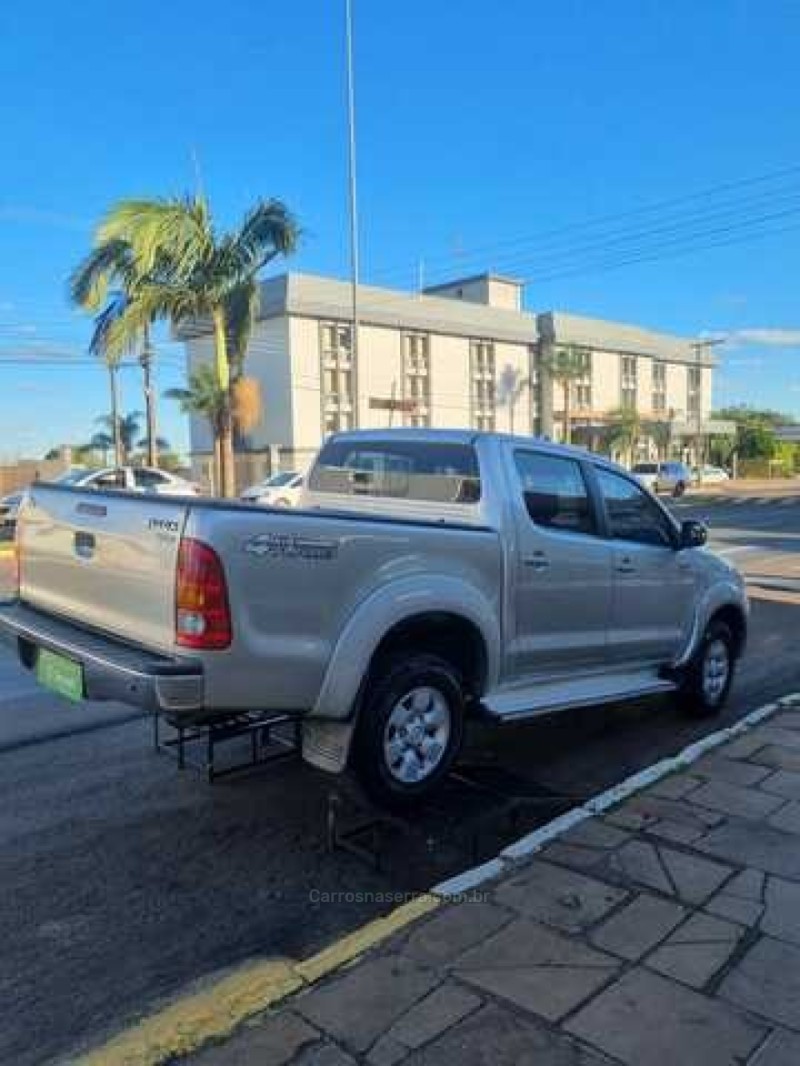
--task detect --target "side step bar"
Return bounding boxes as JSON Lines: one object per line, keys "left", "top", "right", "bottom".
{"left": 481, "top": 672, "right": 677, "bottom": 723}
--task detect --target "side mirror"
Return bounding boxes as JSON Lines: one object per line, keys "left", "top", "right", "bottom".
{"left": 679, "top": 519, "right": 707, "bottom": 550}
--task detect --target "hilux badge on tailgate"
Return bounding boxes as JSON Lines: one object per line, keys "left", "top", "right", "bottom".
{"left": 244, "top": 533, "right": 338, "bottom": 561}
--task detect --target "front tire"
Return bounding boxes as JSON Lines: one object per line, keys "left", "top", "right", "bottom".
{"left": 351, "top": 654, "right": 465, "bottom": 810}
{"left": 678, "top": 620, "right": 736, "bottom": 718}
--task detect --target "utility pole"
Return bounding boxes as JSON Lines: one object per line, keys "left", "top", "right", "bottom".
{"left": 345, "top": 0, "right": 360, "bottom": 422}
{"left": 689, "top": 337, "right": 726, "bottom": 468}
{"left": 108, "top": 361, "right": 123, "bottom": 469}
{"left": 140, "top": 322, "right": 158, "bottom": 468}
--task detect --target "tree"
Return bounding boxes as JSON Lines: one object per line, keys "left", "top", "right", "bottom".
{"left": 713, "top": 405, "right": 782, "bottom": 461}
{"left": 646, "top": 418, "right": 672, "bottom": 462}
{"left": 605, "top": 407, "right": 642, "bottom": 466}
{"left": 95, "top": 411, "right": 144, "bottom": 463}
{"left": 95, "top": 195, "right": 299, "bottom": 496}
{"left": 165, "top": 365, "right": 228, "bottom": 491}
{"left": 544, "top": 346, "right": 588, "bottom": 445}
{"left": 69, "top": 240, "right": 161, "bottom": 468}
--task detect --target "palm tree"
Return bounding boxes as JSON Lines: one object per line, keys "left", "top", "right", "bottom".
{"left": 95, "top": 411, "right": 144, "bottom": 463}
{"left": 95, "top": 195, "right": 299, "bottom": 496}
{"left": 85, "top": 292, "right": 129, "bottom": 467}
{"left": 545, "top": 346, "right": 588, "bottom": 445}
{"left": 605, "top": 407, "right": 642, "bottom": 466}
{"left": 69, "top": 241, "right": 161, "bottom": 468}
{"left": 165, "top": 365, "right": 228, "bottom": 492}
{"left": 646, "top": 418, "right": 673, "bottom": 462}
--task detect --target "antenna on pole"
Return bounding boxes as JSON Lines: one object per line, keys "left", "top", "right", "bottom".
{"left": 190, "top": 147, "right": 205, "bottom": 199}
{"left": 345, "top": 0, "right": 360, "bottom": 420}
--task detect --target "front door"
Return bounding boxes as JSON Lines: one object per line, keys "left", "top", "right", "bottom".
{"left": 510, "top": 449, "right": 613, "bottom": 680}
{"left": 593, "top": 466, "right": 698, "bottom": 666}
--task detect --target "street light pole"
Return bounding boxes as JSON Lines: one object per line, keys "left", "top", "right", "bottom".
{"left": 689, "top": 336, "right": 726, "bottom": 467}
{"left": 345, "top": 0, "right": 361, "bottom": 422}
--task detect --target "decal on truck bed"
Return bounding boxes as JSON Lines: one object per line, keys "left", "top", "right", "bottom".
{"left": 244, "top": 532, "right": 338, "bottom": 561}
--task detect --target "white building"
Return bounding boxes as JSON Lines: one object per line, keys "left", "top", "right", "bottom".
{"left": 180, "top": 271, "right": 721, "bottom": 485}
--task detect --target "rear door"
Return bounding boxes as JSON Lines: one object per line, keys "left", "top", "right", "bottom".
{"left": 19, "top": 485, "right": 188, "bottom": 652}
{"left": 592, "top": 466, "right": 697, "bottom": 665}
{"left": 510, "top": 449, "right": 613, "bottom": 679}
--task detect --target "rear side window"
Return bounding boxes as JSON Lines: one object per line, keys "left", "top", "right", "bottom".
{"left": 309, "top": 440, "right": 481, "bottom": 503}
{"left": 514, "top": 451, "right": 596, "bottom": 536}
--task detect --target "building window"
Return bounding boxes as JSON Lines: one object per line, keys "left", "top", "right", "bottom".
{"left": 687, "top": 366, "right": 702, "bottom": 419}
{"left": 320, "top": 321, "right": 355, "bottom": 434}
{"left": 402, "top": 332, "right": 431, "bottom": 428}
{"left": 621, "top": 355, "right": 638, "bottom": 408}
{"left": 652, "top": 361, "right": 667, "bottom": 413}
{"left": 573, "top": 350, "right": 593, "bottom": 411}
{"left": 470, "top": 339, "right": 496, "bottom": 431}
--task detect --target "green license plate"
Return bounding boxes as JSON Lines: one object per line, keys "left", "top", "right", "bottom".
{"left": 36, "top": 648, "right": 84, "bottom": 702}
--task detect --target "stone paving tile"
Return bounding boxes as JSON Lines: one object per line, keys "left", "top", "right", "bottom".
{"left": 748, "top": 744, "right": 800, "bottom": 773}
{"left": 188, "top": 1011, "right": 319, "bottom": 1066}
{"left": 648, "top": 772, "right": 703, "bottom": 801}
{"left": 686, "top": 779, "right": 786, "bottom": 821}
{"left": 767, "top": 800, "right": 800, "bottom": 835}
{"left": 541, "top": 841, "right": 612, "bottom": 871}
{"left": 771, "top": 711, "right": 800, "bottom": 732}
{"left": 367, "top": 981, "right": 482, "bottom": 1065}
{"left": 722, "top": 733, "right": 771, "bottom": 760}
{"left": 590, "top": 892, "right": 686, "bottom": 961}
{"left": 691, "top": 755, "right": 772, "bottom": 788}
{"left": 296, "top": 954, "right": 438, "bottom": 1054}
{"left": 399, "top": 900, "right": 512, "bottom": 967}
{"left": 604, "top": 838, "right": 732, "bottom": 905}
{"left": 644, "top": 803, "right": 726, "bottom": 847}
{"left": 295, "top": 1043, "right": 358, "bottom": 1066}
{"left": 494, "top": 861, "right": 627, "bottom": 933}
{"left": 645, "top": 911, "right": 744, "bottom": 989}
{"left": 704, "top": 868, "right": 766, "bottom": 927}
{"left": 566, "top": 967, "right": 767, "bottom": 1066}
{"left": 760, "top": 769, "right": 800, "bottom": 801}
{"left": 454, "top": 917, "right": 619, "bottom": 1022}
{"left": 761, "top": 875, "right": 800, "bottom": 946}
{"left": 750, "top": 1028, "right": 800, "bottom": 1066}
{"left": 404, "top": 1002, "right": 611, "bottom": 1066}
{"left": 559, "top": 820, "right": 631, "bottom": 850}
{"left": 694, "top": 820, "right": 800, "bottom": 879}
{"left": 720, "top": 936, "right": 800, "bottom": 1029}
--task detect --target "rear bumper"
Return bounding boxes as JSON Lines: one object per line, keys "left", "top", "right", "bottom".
{"left": 0, "top": 600, "right": 204, "bottom": 714}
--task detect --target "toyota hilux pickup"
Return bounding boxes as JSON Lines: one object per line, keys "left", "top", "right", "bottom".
{"left": 0, "top": 430, "right": 748, "bottom": 808}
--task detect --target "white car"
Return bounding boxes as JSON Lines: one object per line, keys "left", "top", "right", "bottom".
{"left": 241, "top": 471, "right": 304, "bottom": 507}
{"left": 54, "top": 467, "right": 200, "bottom": 496}
{"left": 631, "top": 461, "right": 692, "bottom": 497}
{"left": 695, "top": 465, "right": 730, "bottom": 484}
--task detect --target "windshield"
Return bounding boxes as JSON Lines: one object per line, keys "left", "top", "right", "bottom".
{"left": 52, "top": 468, "right": 95, "bottom": 485}
{"left": 265, "top": 472, "right": 298, "bottom": 487}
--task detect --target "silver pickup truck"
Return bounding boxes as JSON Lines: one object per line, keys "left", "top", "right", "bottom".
{"left": 0, "top": 430, "right": 747, "bottom": 808}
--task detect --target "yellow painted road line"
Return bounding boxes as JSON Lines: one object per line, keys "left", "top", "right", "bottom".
{"left": 76, "top": 893, "right": 440, "bottom": 1066}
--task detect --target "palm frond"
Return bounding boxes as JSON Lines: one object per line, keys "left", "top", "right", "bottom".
{"left": 69, "top": 239, "right": 137, "bottom": 311}
{"left": 223, "top": 280, "right": 259, "bottom": 375}
{"left": 98, "top": 196, "right": 213, "bottom": 278}
{"left": 230, "top": 198, "right": 300, "bottom": 274}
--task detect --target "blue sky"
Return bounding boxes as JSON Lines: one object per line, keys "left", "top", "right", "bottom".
{"left": 1, "top": 0, "right": 799, "bottom": 459}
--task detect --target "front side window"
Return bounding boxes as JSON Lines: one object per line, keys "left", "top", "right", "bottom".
{"left": 596, "top": 467, "right": 675, "bottom": 548}
{"left": 515, "top": 451, "right": 596, "bottom": 536}
{"left": 309, "top": 440, "right": 481, "bottom": 503}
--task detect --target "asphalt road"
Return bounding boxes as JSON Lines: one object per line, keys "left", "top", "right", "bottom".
{"left": 0, "top": 499, "right": 798, "bottom": 1065}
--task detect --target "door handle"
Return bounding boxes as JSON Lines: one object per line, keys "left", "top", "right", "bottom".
{"left": 523, "top": 551, "right": 550, "bottom": 572}
{"left": 616, "top": 557, "right": 636, "bottom": 574}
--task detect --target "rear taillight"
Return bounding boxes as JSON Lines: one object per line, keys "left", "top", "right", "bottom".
{"left": 175, "top": 538, "right": 232, "bottom": 649}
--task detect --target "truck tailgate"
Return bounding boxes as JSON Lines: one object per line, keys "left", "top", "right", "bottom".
{"left": 18, "top": 484, "right": 189, "bottom": 653}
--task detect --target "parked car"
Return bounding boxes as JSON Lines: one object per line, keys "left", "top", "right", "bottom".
{"left": 694, "top": 465, "right": 730, "bottom": 484}
{"left": 0, "top": 430, "right": 747, "bottom": 809}
{"left": 240, "top": 471, "right": 304, "bottom": 507}
{"left": 53, "top": 466, "right": 200, "bottom": 496}
{"left": 0, "top": 492, "right": 23, "bottom": 540}
{"left": 632, "top": 461, "right": 692, "bottom": 497}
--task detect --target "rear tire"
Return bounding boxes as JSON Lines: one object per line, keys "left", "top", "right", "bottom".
{"left": 678, "top": 620, "right": 736, "bottom": 718}
{"left": 351, "top": 653, "right": 465, "bottom": 811}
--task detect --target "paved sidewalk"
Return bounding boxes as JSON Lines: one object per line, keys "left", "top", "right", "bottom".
{"left": 184, "top": 697, "right": 800, "bottom": 1066}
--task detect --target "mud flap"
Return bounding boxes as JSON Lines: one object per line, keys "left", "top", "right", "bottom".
{"left": 302, "top": 718, "right": 355, "bottom": 774}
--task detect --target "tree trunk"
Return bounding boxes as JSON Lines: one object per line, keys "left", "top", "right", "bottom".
{"left": 562, "top": 380, "right": 572, "bottom": 444}
{"left": 212, "top": 309, "right": 235, "bottom": 497}
{"left": 141, "top": 323, "right": 158, "bottom": 468}
{"left": 108, "top": 362, "right": 123, "bottom": 468}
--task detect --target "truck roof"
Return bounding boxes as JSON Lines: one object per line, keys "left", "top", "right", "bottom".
{"left": 327, "top": 427, "right": 597, "bottom": 463}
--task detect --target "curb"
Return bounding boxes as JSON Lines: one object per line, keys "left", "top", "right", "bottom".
{"left": 75, "top": 693, "right": 798, "bottom": 1066}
